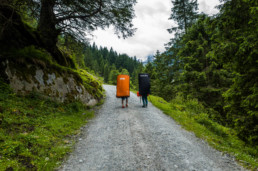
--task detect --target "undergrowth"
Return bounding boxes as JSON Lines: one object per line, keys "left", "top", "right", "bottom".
{"left": 148, "top": 94, "right": 258, "bottom": 170}
{"left": 0, "top": 79, "right": 95, "bottom": 170}
{"left": 78, "top": 69, "right": 103, "bottom": 99}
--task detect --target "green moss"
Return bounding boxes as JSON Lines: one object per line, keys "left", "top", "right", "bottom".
{"left": 65, "top": 90, "right": 78, "bottom": 102}
{"left": 44, "top": 88, "right": 52, "bottom": 96}
{"left": 2, "top": 46, "right": 52, "bottom": 63}
{"left": 7, "top": 59, "right": 33, "bottom": 84}
{"left": 43, "top": 70, "right": 48, "bottom": 85}
{"left": 77, "top": 69, "right": 103, "bottom": 100}
{"left": 1, "top": 46, "right": 103, "bottom": 104}
{"left": 0, "top": 78, "right": 12, "bottom": 94}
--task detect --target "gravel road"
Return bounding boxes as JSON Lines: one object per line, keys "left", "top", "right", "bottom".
{"left": 59, "top": 85, "right": 245, "bottom": 171}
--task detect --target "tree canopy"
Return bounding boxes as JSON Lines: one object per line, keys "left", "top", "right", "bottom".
{"left": 0, "top": 0, "right": 137, "bottom": 66}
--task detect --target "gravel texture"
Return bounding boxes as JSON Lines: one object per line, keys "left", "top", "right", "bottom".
{"left": 59, "top": 85, "right": 245, "bottom": 171}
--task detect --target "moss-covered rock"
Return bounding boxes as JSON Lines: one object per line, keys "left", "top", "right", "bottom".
{"left": 0, "top": 56, "right": 103, "bottom": 106}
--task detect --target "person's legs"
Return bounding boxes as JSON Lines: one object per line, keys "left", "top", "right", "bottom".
{"left": 146, "top": 96, "right": 148, "bottom": 107}
{"left": 122, "top": 97, "right": 125, "bottom": 108}
{"left": 142, "top": 95, "right": 146, "bottom": 107}
{"left": 126, "top": 97, "right": 128, "bottom": 107}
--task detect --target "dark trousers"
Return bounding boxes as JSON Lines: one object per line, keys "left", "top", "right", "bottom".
{"left": 142, "top": 95, "right": 148, "bottom": 106}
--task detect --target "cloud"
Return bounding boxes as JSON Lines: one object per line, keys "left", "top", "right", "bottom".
{"left": 90, "top": 0, "right": 221, "bottom": 61}
{"left": 91, "top": 0, "right": 173, "bottom": 61}
{"left": 198, "top": 0, "right": 221, "bottom": 15}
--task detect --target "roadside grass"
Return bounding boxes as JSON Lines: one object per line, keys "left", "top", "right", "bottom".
{"left": 148, "top": 94, "right": 258, "bottom": 170}
{"left": 0, "top": 80, "right": 95, "bottom": 170}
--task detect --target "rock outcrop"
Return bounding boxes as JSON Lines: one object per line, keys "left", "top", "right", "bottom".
{"left": 0, "top": 58, "right": 100, "bottom": 106}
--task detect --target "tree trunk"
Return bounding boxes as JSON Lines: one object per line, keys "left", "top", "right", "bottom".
{"left": 38, "top": 0, "right": 57, "bottom": 49}
{"left": 37, "top": 0, "right": 68, "bottom": 66}
{"left": 182, "top": 0, "right": 187, "bottom": 34}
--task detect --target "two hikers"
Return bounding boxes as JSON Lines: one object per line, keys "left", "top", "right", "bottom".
{"left": 116, "top": 73, "right": 150, "bottom": 108}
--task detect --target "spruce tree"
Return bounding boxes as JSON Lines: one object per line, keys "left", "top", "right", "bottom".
{"left": 215, "top": 0, "right": 258, "bottom": 144}
{"left": 104, "top": 64, "right": 110, "bottom": 83}
{"left": 168, "top": 0, "right": 198, "bottom": 35}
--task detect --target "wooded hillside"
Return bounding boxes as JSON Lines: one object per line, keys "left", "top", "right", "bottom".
{"left": 144, "top": 0, "right": 258, "bottom": 146}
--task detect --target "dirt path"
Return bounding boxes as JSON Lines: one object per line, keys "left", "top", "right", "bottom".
{"left": 59, "top": 85, "right": 245, "bottom": 171}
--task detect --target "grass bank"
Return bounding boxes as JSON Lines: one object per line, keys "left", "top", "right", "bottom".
{"left": 148, "top": 94, "right": 258, "bottom": 170}
{"left": 0, "top": 79, "right": 99, "bottom": 170}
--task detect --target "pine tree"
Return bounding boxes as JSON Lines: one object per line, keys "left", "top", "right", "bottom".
{"left": 168, "top": 0, "right": 198, "bottom": 35}
{"left": 174, "top": 14, "right": 233, "bottom": 118}
{"left": 103, "top": 64, "right": 110, "bottom": 83}
{"left": 215, "top": 0, "right": 258, "bottom": 144}
{"left": 84, "top": 47, "right": 94, "bottom": 69}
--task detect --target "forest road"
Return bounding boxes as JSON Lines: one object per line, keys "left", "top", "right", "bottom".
{"left": 59, "top": 85, "right": 245, "bottom": 171}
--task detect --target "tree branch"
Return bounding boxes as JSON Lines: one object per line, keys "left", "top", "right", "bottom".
{"left": 56, "top": 0, "right": 102, "bottom": 23}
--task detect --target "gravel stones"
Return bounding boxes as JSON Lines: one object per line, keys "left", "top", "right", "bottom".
{"left": 59, "top": 85, "right": 245, "bottom": 171}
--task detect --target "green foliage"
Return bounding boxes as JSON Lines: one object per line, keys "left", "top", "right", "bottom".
{"left": 82, "top": 43, "right": 142, "bottom": 88}
{"left": 0, "top": 78, "right": 12, "bottom": 95}
{"left": 1, "top": 0, "right": 137, "bottom": 67}
{"left": 2, "top": 46, "right": 52, "bottom": 63}
{"left": 216, "top": 0, "right": 258, "bottom": 145}
{"left": 58, "top": 36, "right": 86, "bottom": 69}
{"left": 1, "top": 42, "right": 103, "bottom": 101}
{"left": 103, "top": 64, "right": 110, "bottom": 83}
{"left": 120, "top": 68, "right": 130, "bottom": 75}
{"left": 149, "top": 94, "right": 258, "bottom": 169}
{"left": 0, "top": 3, "right": 105, "bottom": 170}
{"left": 108, "top": 69, "right": 120, "bottom": 85}
{"left": 149, "top": 0, "right": 258, "bottom": 145}
{"left": 78, "top": 69, "right": 103, "bottom": 99}
{"left": 0, "top": 85, "right": 95, "bottom": 170}
{"left": 36, "top": 0, "right": 136, "bottom": 40}
{"left": 171, "top": 14, "right": 232, "bottom": 118}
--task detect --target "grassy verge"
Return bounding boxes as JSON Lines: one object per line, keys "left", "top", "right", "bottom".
{"left": 148, "top": 94, "right": 258, "bottom": 170}
{"left": 0, "top": 80, "right": 95, "bottom": 170}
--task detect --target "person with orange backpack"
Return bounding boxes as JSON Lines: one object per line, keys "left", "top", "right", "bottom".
{"left": 116, "top": 74, "right": 130, "bottom": 108}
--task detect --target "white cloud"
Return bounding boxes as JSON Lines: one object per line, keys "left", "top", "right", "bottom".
{"left": 90, "top": 0, "right": 222, "bottom": 61}
{"left": 198, "top": 0, "right": 221, "bottom": 15}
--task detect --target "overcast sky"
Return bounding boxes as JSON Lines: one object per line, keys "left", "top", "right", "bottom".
{"left": 90, "top": 0, "right": 222, "bottom": 61}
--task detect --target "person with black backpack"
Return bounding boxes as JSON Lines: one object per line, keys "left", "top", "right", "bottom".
{"left": 138, "top": 73, "right": 150, "bottom": 108}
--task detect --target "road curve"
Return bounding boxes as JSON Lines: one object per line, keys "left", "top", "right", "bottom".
{"left": 59, "top": 85, "right": 245, "bottom": 171}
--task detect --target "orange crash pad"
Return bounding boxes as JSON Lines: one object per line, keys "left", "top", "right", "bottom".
{"left": 116, "top": 75, "right": 130, "bottom": 97}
